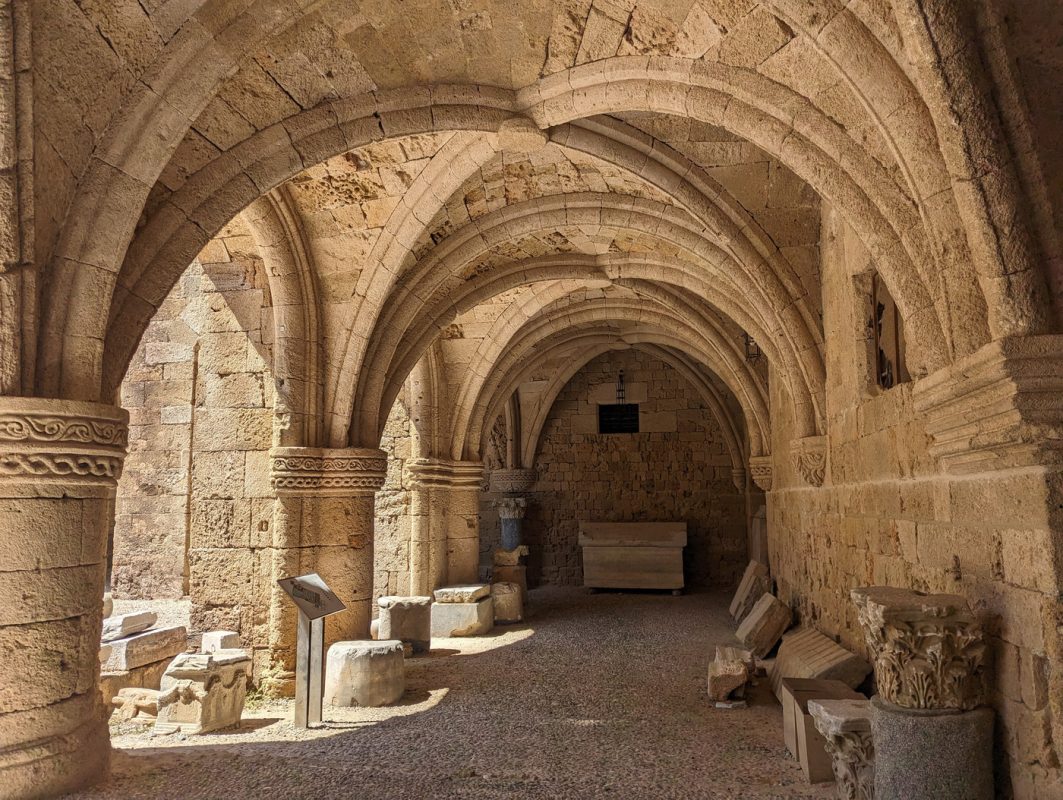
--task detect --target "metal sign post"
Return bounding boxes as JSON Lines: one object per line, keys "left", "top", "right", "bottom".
{"left": 277, "top": 573, "right": 346, "bottom": 729}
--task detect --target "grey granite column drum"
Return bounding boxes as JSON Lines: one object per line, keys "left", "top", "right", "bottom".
{"left": 501, "top": 516, "right": 522, "bottom": 550}
{"left": 872, "top": 696, "right": 993, "bottom": 800}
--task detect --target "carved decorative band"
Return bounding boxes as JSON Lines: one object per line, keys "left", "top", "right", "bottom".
{"left": 489, "top": 468, "right": 538, "bottom": 494}
{"left": 749, "top": 455, "right": 773, "bottom": 492}
{"left": 270, "top": 447, "right": 387, "bottom": 496}
{"left": 0, "top": 399, "right": 128, "bottom": 485}
{"left": 407, "top": 458, "right": 484, "bottom": 489}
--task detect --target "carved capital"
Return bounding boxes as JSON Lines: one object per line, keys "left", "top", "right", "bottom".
{"left": 851, "top": 586, "right": 986, "bottom": 711}
{"left": 748, "top": 455, "right": 773, "bottom": 492}
{"left": 494, "top": 496, "right": 527, "bottom": 520}
{"left": 0, "top": 398, "right": 129, "bottom": 486}
{"left": 489, "top": 467, "right": 537, "bottom": 494}
{"left": 407, "top": 458, "right": 483, "bottom": 489}
{"left": 912, "top": 335, "right": 1063, "bottom": 474}
{"left": 270, "top": 447, "right": 387, "bottom": 496}
{"left": 791, "top": 436, "right": 826, "bottom": 487}
{"left": 809, "top": 699, "right": 874, "bottom": 800}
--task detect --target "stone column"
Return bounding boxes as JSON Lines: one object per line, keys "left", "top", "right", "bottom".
{"left": 0, "top": 398, "right": 129, "bottom": 797}
{"left": 407, "top": 458, "right": 484, "bottom": 587}
{"left": 851, "top": 586, "right": 992, "bottom": 800}
{"left": 268, "top": 447, "right": 386, "bottom": 678}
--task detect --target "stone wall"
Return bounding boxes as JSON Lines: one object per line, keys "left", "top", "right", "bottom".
{"left": 521, "top": 348, "right": 748, "bottom": 588}
{"left": 374, "top": 395, "right": 413, "bottom": 599}
{"left": 767, "top": 203, "right": 1061, "bottom": 795}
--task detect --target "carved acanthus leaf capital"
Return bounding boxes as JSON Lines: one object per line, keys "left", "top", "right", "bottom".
{"left": 270, "top": 447, "right": 387, "bottom": 496}
{"left": 851, "top": 586, "right": 986, "bottom": 711}
{"left": 494, "top": 496, "right": 527, "bottom": 519}
{"left": 791, "top": 436, "right": 826, "bottom": 487}
{"left": 809, "top": 699, "right": 874, "bottom": 800}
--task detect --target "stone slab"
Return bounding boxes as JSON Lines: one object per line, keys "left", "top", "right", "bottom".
{"left": 324, "top": 640, "right": 405, "bottom": 708}
{"left": 431, "top": 597, "right": 494, "bottom": 637}
{"left": 872, "top": 696, "right": 993, "bottom": 800}
{"left": 729, "top": 560, "right": 770, "bottom": 623}
{"left": 201, "top": 630, "right": 240, "bottom": 653}
{"left": 433, "top": 584, "right": 490, "bottom": 603}
{"left": 735, "top": 593, "right": 791, "bottom": 657}
{"left": 101, "top": 625, "right": 187, "bottom": 672}
{"left": 770, "top": 626, "right": 871, "bottom": 700}
{"left": 101, "top": 611, "right": 157, "bottom": 643}
{"left": 578, "top": 521, "right": 687, "bottom": 547}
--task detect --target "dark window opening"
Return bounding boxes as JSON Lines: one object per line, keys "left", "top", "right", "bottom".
{"left": 869, "top": 272, "right": 910, "bottom": 389}
{"left": 598, "top": 403, "right": 640, "bottom": 434}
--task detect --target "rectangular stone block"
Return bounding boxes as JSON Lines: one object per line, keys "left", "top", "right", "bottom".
{"left": 770, "top": 627, "right": 871, "bottom": 700}
{"left": 729, "top": 560, "right": 770, "bottom": 623}
{"left": 780, "top": 678, "right": 864, "bottom": 783}
{"left": 431, "top": 597, "right": 494, "bottom": 637}
{"left": 735, "top": 593, "right": 792, "bottom": 657}
{"left": 378, "top": 596, "right": 432, "bottom": 653}
{"left": 201, "top": 630, "right": 240, "bottom": 653}
{"left": 101, "top": 626, "right": 188, "bottom": 672}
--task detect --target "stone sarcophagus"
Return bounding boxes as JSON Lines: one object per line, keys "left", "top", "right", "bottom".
{"left": 154, "top": 649, "right": 252, "bottom": 735}
{"left": 578, "top": 522, "right": 686, "bottom": 591}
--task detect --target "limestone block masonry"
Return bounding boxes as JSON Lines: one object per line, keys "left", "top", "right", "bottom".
{"left": 0, "top": 398, "right": 129, "bottom": 799}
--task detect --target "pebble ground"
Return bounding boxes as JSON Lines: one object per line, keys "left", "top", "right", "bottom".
{"left": 69, "top": 587, "right": 835, "bottom": 800}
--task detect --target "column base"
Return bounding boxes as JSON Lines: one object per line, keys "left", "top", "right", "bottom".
{"left": 0, "top": 705, "right": 110, "bottom": 799}
{"left": 872, "top": 696, "right": 993, "bottom": 800}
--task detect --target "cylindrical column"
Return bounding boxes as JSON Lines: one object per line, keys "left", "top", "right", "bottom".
{"left": 269, "top": 447, "right": 386, "bottom": 684}
{"left": 495, "top": 496, "right": 527, "bottom": 550}
{"left": 0, "top": 398, "right": 129, "bottom": 798}
{"left": 407, "top": 458, "right": 483, "bottom": 588}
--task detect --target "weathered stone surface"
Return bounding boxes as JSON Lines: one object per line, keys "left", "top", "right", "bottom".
{"left": 729, "top": 560, "right": 770, "bottom": 623}
{"left": 201, "top": 630, "right": 241, "bottom": 653}
{"left": 377, "top": 595, "right": 432, "bottom": 653}
{"left": 770, "top": 627, "right": 871, "bottom": 700}
{"left": 103, "top": 593, "right": 114, "bottom": 619}
{"left": 433, "top": 584, "right": 490, "bottom": 603}
{"left": 780, "top": 678, "right": 864, "bottom": 784}
{"left": 112, "top": 687, "right": 160, "bottom": 720}
{"left": 735, "top": 594, "right": 792, "bottom": 657}
{"left": 872, "top": 696, "right": 993, "bottom": 800}
{"left": 491, "top": 582, "right": 523, "bottom": 624}
{"left": 324, "top": 640, "right": 405, "bottom": 708}
{"left": 493, "top": 545, "right": 528, "bottom": 566}
{"left": 707, "top": 646, "right": 754, "bottom": 702}
{"left": 431, "top": 598, "right": 494, "bottom": 637}
{"left": 851, "top": 586, "right": 985, "bottom": 711}
{"left": 101, "top": 625, "right": 188, "bottom": 672}
{"left": 101, "top": 611, "right": 157, "bottom": 643}
{"left": 155, "top": 649, "right": 252, "bottom": 735}
{"left": 808, "top": 699, "right": 874, "bottom": 800}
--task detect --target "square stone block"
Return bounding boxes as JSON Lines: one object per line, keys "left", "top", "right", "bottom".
{"left": 378, "top": 596, "right": 432, "bottom": 653}
{"left": 201, "top": 630, "right": 240, "bottom": 653}
{"left": 780, "top": 678, "right": 864, "bottom": 784}
{"left": 431, "top": 597, "right": 494, "bottom": 637}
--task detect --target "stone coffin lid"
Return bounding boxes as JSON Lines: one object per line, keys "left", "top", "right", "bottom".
{"left": 433, "top": 584, "right": 491, "bottom": 603}
{"left": 378, "top": 595, "right": 432, "bottom": 608}
{"left": 577, "top": 521, "right": 687, "bottom": 547}
{"left": 807, "top": 698, "right": 873, "bottom": 736}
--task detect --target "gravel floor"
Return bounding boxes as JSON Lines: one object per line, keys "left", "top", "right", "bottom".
{"left": 70, "top": 586, "right": 834, "bottom": 800}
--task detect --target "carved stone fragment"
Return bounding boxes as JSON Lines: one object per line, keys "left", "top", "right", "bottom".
{"left": 808, "top": 698, "right": 875, "bottom": 800}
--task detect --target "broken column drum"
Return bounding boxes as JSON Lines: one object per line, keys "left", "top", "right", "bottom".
{"left": 852, "top": 587, "right": 992, "bottom": 800}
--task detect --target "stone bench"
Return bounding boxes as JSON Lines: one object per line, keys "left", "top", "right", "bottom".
{"left": 324, "top": 640, "right": 405, "bottom": 707}
{"left": 378, "top": 596, "right": 432, "bottom": 653}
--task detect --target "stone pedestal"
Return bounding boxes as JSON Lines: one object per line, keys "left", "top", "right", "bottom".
{"left": 431, "top": 598, "right": 494, "bottom": 637}
{"left": 154, "top": 649, "right": 252, "bottom": 735}
{"left": 852, "top": 587, "right": 991, "bottom": 799}
{"left": 490, "top": 582, "right": 523, "bottom": 624}
{"left": 407, "top": 458, "right": 484, "bottom": 588}
{"left": 0, "top": 398, "right": 128, "bottom": 797}
{"left": 872, "top": 697, "right": 992, "bottom": 800}
{"left": 808, "top": 698, "right": 874, "bottom": 800}
{"left": 269, "top": 448, "right": 387, "bottom": 682}
{"left": 377, "top": 596, "right": 432, "bottom": 653}
{"left": 324, "top": 640, "right": 405, "bottom": 707}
